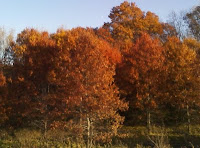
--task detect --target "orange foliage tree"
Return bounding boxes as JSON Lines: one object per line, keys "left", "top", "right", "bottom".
{"left": 51, "top": 28, "right": 127, "bottom": 145}
{"left": 0, "top": 66, "right": 7, "bottom": 124}
{"left": 116, "top": 33, "right": 164, "bottom": 131}
{"left": 9, "top": 29, "right": 63, "bottom": 133}
{"left": 163, "top": 37, "right": 199, "bottom": 133}
{"left": 9, "top": 28, "right": 127, "bottom": 146}
{"left": 106, "top": 1, "right": 163, "bottom": 42}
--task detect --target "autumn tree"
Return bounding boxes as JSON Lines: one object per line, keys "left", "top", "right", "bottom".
{"left": 106, "top": 1, "right": 163, "bottom": 43}
{"left": 0, "top": 64, "right": 7, "bottom": 125}
{"left": 159, "top": 23, "right": 178, "bottom": 42}
{"left": 94, "top": 27, "right": 115, "bottom": 45}
{"left": 9, "top": 27, "right": 127, "bottom": 146}
{"left": 9, "top": 29, "right": 64, "bottom": 134}
{"left": 183, "top": 38, "right": 200, "bottom": 58}
{"left": 0, "top": 28, "right": 14, "bottom": 126}
{"left": 115, "top": 32, "right": 164, "bottom": 132}
{"left": 51, "top": 28, "right": 127, "bottom": 146}
{"left": 185, "top": 6, "right": 200, "bottom": 41}
{"left": 163, "top": 37, "right": 199, "bottom": 133}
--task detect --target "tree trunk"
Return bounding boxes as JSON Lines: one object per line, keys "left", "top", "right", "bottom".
{"left": 147, "top": 110, "right": 151, "bottom": 134}
{"left": 187, "top": 104, "right": 191, "bottom": 134}
{"left": 44, "top": 120, "right": 47, "bottom": 138}
{"left": 87, "top": 117, "right": 92, "bottom": 148}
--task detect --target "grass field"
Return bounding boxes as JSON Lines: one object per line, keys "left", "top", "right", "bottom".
{"left": 0, "top": 125, "right": 200, "bottom": 147}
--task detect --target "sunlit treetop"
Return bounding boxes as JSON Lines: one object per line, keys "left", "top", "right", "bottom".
{"left": 106, "top": 1, "right": 163, "bottom": 42}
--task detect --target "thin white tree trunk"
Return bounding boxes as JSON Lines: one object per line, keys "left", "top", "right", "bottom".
{"left": 87, "top": 117, "right": 91, "bottom": 148}
{"left": 147, "top": 110, "right": 151, "bottom": 134}
{"left": 187, "top": 104, "right": 191, "bottom": 134}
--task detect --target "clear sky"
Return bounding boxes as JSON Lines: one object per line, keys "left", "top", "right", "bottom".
{"left": 0, "top": 0, "right": 199, "bottom": 35}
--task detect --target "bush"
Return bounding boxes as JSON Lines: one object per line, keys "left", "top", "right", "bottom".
{"left": 148, "top": 126, "right": 171, "bottom": 148}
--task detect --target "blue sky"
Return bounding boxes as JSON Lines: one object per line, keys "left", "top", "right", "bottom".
{"left": 0, "top": 0, "right": 199, "bottom": 34}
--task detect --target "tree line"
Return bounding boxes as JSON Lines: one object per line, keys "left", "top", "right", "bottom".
{"left": 0, "top": 1, "right": 200, "bottom": 146}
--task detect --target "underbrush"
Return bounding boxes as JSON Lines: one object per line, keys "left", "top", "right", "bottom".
{"left": 0, "top": 128, "right": 127, "bottom": 148}
{"left": 0, "top": 125, "right": 200, "bottom": 147}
